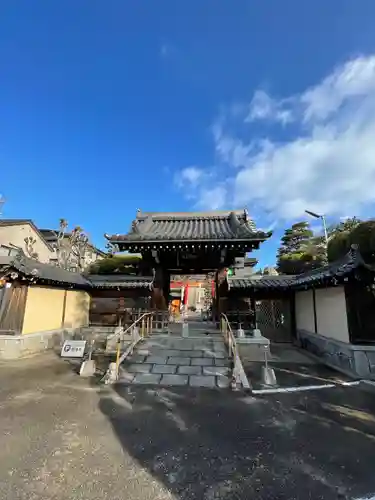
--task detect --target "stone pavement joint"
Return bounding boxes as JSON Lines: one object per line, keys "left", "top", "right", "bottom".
{"left": 128, "top": 364, "right": 152, "bottom": 374}
{"left": 177, "top": 365, "right": 203, "bottom": 375}
{"left": 190, "top": 375, "right": 216, "bottom": 388}
{"left": 133, "top": 373, "right": 162, "bottom": 385}
{"left": 191, "top": 358, "right": 213, "bottom": 366}
{"left": 168, "top": 357, "right": 191, "bottom": 365}
{"left": 160, "top": 374, "right": 189, "bottom": 386}
{"left": 151, "top": 364, "right": 177, "bottom": 374}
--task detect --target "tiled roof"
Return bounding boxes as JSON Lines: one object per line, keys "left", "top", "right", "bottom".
{"left": 105, "top": 209, "right": 272, "bottom": 244}
{"left": 227, "top": 247, "right": 368, "bottom": 290}
{"left": 0, "top": 255, "right": 90, "bottom": 287}
{"left": 292, "top": 246, "right": 365, "bottom": 287}
{"left": 228, "top": 275, "right": 295, "bottom": 290}
{"left": 0, "top": 256, "right": 154, "bottom": 289}
{"left": 88, "top": 274, "right": 153, "bottom": 289}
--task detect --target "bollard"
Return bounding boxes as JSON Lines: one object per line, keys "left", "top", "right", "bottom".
{"left": 261, "top": 344, "right": 277, "bottom": 386}
{"left": 236, "top": 324, "right": 245, "bottom": 338}
{"left": 182, "top": 321, "right": 189, "bottom": 338}
{"left": 102, "top": 362, "right": 118, "bottom": 384}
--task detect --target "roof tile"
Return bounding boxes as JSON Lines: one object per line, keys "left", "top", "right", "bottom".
{"left": 106, "top": 210, "right": 271, "bottom": 243}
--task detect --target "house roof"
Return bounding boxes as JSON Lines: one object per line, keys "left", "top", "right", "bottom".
{"left": 0, "top": 219, "right": 54, "bottom": 251}
{"left": 39, "top": 229, "right": 107, "bottom": 256}
{"left": 88, "top": 274, "right": 153, "bottom": 289}
{"left": 0, "top": 255, "right": 90, "bottom": 287}
{"left": 0, "top": 255, "right": 153, "bottom": 289}
{"left": 105, "top": 209, "right": 272, "bottom": 244}
{"left": 227, "top": 246, "right": 370, "bottom": 291}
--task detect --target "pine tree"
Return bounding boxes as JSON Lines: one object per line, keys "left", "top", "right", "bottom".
{"left": 276, "top": 221, "right": 324, "bottom": 274}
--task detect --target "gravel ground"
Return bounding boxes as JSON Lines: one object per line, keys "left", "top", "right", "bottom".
{"left": 0, "top": 353, "right": 375, "bottom": 499}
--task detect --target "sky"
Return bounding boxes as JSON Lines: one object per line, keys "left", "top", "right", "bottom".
{"left": 1, "top": 1, "right": 375, "bottom": 268}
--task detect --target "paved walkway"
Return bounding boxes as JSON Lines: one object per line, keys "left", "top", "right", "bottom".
{"left": 119, "top": 334, "right": 231, "bottom": 388}
{"left": 2, "top": 352, "right": 375, "bottom": 499}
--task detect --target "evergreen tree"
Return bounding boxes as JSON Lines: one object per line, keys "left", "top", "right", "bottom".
{"left": 276, "top": 221, "right": 324, "bottom": 275}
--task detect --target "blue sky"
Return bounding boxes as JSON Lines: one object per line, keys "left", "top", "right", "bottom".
{"left": 1, "top": 1, "right": 375, "bottom": 267}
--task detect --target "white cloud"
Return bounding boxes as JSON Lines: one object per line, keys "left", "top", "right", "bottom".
{"left": 198, "top": 186, "right": 227, "bottom": 211}
{"left": 176, "top": 54, "right": 375, "bottom": 221}
{"left": 246, "top": 90, "right": 294, "bottom": 125}
{"left": 175, "top": 166, "right": 203, "bottom": 187}
{"left": 174, "top": 167, "right": 228, "bottom": 210}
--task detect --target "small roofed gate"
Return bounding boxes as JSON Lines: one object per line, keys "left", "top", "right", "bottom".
{"left": 225, "top": 275, "right": 295, "bottom": 342}
{"left": 104, "top": 209, "right": 272, "bottom": 312}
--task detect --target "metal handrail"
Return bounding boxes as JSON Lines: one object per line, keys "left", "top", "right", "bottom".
{"left": 220, "top": 313, "right": 251, "bottom": 390}
{"left": 107, "top": 312, "right": 153, "bottom": 341}
{"left": 114, "top": 312, "right": 154, "bottom": 377}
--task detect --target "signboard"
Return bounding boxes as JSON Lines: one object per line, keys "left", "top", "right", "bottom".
{"left": 61, "top": 340, "right": 87, "bottom": 358}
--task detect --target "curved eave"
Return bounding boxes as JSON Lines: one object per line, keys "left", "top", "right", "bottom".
{"left": 104, "top": 233, "right": 272, "bottom": 246}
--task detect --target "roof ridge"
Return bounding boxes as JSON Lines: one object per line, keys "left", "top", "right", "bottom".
{"left": 136, "top": 209, "right": 248, "bottom": 219}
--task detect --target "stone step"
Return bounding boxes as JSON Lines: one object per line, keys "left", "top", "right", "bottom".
{"left": 117, "top": 334, "right": 231, "bottom": 389}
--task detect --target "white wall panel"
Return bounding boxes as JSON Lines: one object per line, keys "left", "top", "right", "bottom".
{"left": 295, "top": 290, "right": 315, "bottom": 332}
{"left": 315, "top": 287, "right": 350, "bottom": 343}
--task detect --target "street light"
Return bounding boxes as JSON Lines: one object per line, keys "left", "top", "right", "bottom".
{"left": 305, "top": 210, "right": 328, "bottom": 247}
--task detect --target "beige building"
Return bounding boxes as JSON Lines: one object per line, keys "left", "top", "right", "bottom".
{"left": 0, "top": 219, "right": 105, "bottom": 270}
{"left": 0, "top": 219, "right": 54, "bottom": 263}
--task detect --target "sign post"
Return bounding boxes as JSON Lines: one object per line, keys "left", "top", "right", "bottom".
{"left": 60, "top": 340, "right": 87, "bottom": 358}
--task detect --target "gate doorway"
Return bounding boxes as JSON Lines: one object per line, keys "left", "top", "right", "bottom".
{"left": 255, "top": 298, "right": 293, "bottom": 343}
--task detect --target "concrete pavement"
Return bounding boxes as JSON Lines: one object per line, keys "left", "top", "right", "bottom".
{"left": 0, "top": 353, "right": 375, "bottom": 499}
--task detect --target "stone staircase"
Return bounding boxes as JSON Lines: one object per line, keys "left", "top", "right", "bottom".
{"left": 118, "top": 334, "right": 231, "bottom": 389}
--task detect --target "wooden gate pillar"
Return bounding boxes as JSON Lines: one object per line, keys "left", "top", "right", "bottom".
{"left": 151, "top": 266, "right": 170, "bottom": 310}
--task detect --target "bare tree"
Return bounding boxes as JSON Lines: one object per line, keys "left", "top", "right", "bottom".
{"left": 24, "top": 236, "right": 39, "bottom": 260}
{"left": 53, "top": 219, "right": 89, "bottom": 272}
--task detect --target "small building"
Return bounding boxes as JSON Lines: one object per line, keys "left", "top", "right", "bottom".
{"left": 0, "top": 254, "right": 91, "bottom": 359}
{"left": 0, "top": 254, "right": 154, "bottom": 359}
{"left": 224, "top": 247, "right": 375, "bottom": 379}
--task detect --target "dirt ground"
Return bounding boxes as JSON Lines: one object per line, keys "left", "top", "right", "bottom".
{"left": 0, "top": 352, "right": 375, "bottom": 499}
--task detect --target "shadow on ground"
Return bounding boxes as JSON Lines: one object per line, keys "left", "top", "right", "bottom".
{"left": 96, "top": 381, "right": 375, "bottom": 500}
{"left": 246, "top": 343, "right": 356, "bottom": 390}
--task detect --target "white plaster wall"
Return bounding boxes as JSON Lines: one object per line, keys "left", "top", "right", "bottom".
{"left": 315, "top": 287, "right": 350, "bottom": 343}
{"left": 295, "top": 290, "right": 315, "bottom": 332}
